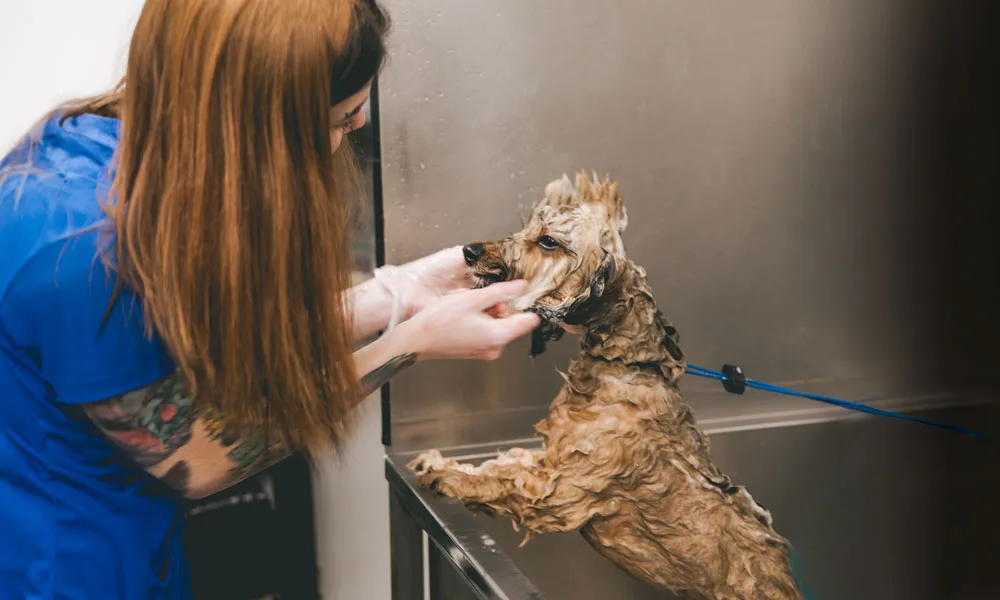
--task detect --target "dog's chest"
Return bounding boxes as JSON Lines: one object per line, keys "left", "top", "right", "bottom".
{"left": 539, "top": 384, "right": 651, "bottom": 461}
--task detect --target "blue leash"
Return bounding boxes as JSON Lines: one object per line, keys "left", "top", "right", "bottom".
{"left": 685, "top": 363, "right": 986, "bottom": 439}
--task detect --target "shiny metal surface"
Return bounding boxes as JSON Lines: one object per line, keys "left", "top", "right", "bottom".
{"left": 377, "top": 0, "right": 965, "bottom": 452}
{"left": 385, "top": 455, "right": 545, "bottom": 600}
{"left": 388, "top": 403, "right": 993, "bottom": 600}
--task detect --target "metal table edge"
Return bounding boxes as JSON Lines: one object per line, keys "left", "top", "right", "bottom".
{"left": 385, "top": 454, "right": 546, "bottom": 600}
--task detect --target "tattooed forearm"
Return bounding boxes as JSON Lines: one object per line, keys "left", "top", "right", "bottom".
{"left": 85, "top": 352, "right": 419, "bottom": 497}
{"left": 201, "top": 406, "right": 289, "bottom": 484}
{"left": 359, "top": 352, "right": 417, "bottom": 396}
{"left": 161, "top": 461, "right": 191, "bottom": 492}
{"left": 84, "top": 375, "right": 195, "bottom": 468}
{"left": 83, "top": 372, "right": 290, "bottom": 497}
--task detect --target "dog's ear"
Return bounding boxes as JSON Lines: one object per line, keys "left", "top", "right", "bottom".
{"left": 557, "top": 252, "right": 621, "bottom": 328}
{"left": 656, "top": 312, "right": 686, "bottom": 379}
{"left": 589, "top": 251, "right": 617, "bottom": 299}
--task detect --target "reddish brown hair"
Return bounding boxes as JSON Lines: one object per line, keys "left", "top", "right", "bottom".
{"left": 62, "top": 0, "right": 389, "bottom": 453}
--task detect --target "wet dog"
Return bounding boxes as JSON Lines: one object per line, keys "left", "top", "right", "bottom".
{"left": 408, "top": 171, "right": 803, "bottom": 599}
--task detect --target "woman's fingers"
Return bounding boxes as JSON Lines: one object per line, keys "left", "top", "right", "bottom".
{"left": 465, "top": 279, "right": 529, "bottom": 310}
{"left": 400, "top": 279, "right": 539, "bottom": 362}
{"left": 490, "top": 312, "right": 540, "bottom": 343}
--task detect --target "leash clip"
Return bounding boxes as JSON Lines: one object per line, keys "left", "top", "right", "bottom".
{"left": 721, "top": 364, "right": 747, "bottom": 395}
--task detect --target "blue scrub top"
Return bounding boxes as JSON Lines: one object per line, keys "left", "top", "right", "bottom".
{"left": 0, "top": 114, "right": 190, "bottom": 599}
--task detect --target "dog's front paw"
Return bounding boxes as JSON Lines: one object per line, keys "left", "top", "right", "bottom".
{"left": 416, "top": 469, "right": 462, "bottom": 498}
{"left": 407, "top": 449, "right": 448, "bottom": 475}
{"left": 408, "top": 450, "right": 471, "bottom": 500}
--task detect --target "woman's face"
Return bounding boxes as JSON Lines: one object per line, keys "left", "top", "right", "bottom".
{"left": 330, "top": 80, "right": 373, "bottom": 151}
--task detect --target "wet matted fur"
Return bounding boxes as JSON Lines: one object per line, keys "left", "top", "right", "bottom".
{"left": 408, "top": 171, "right": 803, "bottom": 599}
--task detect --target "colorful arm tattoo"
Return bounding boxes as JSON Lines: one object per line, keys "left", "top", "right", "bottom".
{"left": 83, "top": 372, "right": 288, "bottom": 494}
{"left": 84, "top": 353, "right": 419, "bottom": 496}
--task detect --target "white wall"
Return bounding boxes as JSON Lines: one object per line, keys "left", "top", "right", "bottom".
{"left": 0, "top": 3, "right": 391, "bottom": 598}
{"left": 313, "top": 392, "right": 392, "bottom": 600}
{"left": 0, "top": 1, "right": 143, "bottom": 149}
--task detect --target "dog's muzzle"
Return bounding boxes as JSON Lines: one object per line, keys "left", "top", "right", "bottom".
{"left": 464, "top": 243, "right": 509, "bottom": 286}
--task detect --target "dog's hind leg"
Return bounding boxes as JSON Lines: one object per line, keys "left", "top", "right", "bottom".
{"left": 408, "top": 449, "right": 607, "bottom": 542}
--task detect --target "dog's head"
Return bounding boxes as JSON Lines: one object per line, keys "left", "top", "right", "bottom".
{"left": 464, "top": 170, "right": 629, "bottom": 332}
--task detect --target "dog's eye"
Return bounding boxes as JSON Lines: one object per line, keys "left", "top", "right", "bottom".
{"left": 537, "top": 235, "right": 560, "bottom": 251}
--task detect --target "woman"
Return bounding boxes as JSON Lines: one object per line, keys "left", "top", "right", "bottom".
{"left": 0, "top": 0, "right": 539, "bottom": 598}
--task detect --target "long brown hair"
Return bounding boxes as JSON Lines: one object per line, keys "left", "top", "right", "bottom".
{"left": 62, "top": 0, "right": 389, "bottom": 454}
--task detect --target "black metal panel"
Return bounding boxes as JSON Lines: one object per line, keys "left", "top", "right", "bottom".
{"left": 184, "top": 455, "right": 319, "bottom": 600}
{"left": 389, "top": 489, "right": 425, "bottom": 600}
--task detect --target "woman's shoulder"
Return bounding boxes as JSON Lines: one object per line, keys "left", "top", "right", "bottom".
{"left": 1, "top": 170, "right": 109, "bottom": 301}
{"left": 0, "top": 111, "right": 120, "bottom": 199}
{"left": 1, "top": 113, "right": 119, "bottom": 300}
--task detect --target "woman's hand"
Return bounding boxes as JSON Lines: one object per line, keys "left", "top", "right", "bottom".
{"left": 352, "top": 280, "right": 540, "bottom": 395}
{"left": 373, "top": 245, "right": 472, "bottom": 327}
{"left": 400, "top": 279, "right": 540, "bottom": 361}
{"left": 350, "top": 246, "right": 473, "bottom": 341}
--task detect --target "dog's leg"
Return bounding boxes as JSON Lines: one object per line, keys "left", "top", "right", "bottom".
{"left": 408, "top": 448, "right": 606, "bottom": 543}
{"left": 407, "top": 448, "right": 546, "bottom": 502}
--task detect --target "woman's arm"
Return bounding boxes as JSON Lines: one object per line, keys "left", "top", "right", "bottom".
{"left": 350, "top": 246, "right": 473, "bottom": 341}
{"left": 348, "top": 276, "right": 397, "bottom": 342}
{"left": 82, "top": 280, "right": 536, "bottom": 499}
{"left": 82, "top": 325, "right": 422, "bottom": 500}
{"left": 82, "top": 376, "right": 289, "bottom": 499}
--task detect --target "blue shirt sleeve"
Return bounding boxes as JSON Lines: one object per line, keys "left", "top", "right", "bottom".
{"left": 1, "top": 231, "right": 175, "bottom": 404}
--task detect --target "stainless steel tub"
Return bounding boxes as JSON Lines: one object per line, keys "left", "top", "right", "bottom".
{"left": 387, "top": 402, "right": 993, "bottom": 600}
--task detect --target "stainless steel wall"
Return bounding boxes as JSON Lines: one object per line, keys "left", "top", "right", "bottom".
{"left": 377, "top": 0, "right": 975, "bottom": 451}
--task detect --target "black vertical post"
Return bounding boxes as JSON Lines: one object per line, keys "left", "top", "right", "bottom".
{"left": 388, "top": 489, "right": 425, "bottom": 600}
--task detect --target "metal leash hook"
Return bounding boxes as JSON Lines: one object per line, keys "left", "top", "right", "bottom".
{"left": 686, "top": 363, "right": 986, "bottom": 439}
{"left": 720, "top": 364, "right": 746, "bottom": 395}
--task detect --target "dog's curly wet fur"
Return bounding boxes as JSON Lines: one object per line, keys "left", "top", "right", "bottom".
{"left": 408, "top": 171, "right": 803, "bottom": 600}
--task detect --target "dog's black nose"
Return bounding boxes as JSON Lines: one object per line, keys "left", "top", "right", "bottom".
{"left": 462, "top": 243, "right": 486, "bottom": 266}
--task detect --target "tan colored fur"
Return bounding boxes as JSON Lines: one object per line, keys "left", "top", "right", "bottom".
{"left": 409, "top": 171, "right": 803, "bottom": 600}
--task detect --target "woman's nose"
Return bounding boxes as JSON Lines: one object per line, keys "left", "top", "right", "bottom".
{"left": 462, "top": 243, "right": 486, "bottom": 265}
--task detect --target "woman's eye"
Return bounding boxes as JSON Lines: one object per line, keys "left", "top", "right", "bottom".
{"left": 537, "top": 236, "right": 560, "bottom": 251}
